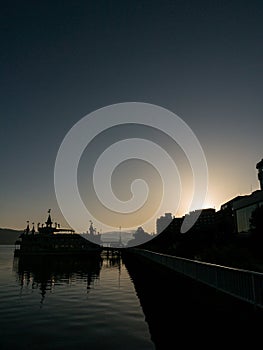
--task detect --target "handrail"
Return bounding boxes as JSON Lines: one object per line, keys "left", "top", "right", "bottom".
{"left": 130, "top": 249, "right": 263, "bottom": 309}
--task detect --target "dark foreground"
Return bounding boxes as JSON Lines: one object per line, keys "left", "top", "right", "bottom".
{"left": 123, "top": 251, "right": 263, "bottom": 347}
{"left": 0, "top": 246, "right": 262, "bottom": 349}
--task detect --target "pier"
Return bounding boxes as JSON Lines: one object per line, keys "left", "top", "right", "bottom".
{"left": 124, "top": 248, "right": 263, "bottom": 310}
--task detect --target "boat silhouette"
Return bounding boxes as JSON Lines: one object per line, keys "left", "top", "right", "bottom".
{"left": 14, "top": 210, "right": 102, "bottom": 257}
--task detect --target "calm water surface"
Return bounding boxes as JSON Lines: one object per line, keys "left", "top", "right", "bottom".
{"left": 0, "top": 246, "right": 154, "bottom": 350}
{"left": 1, "top": 245, "right": 262, "bottom": 349}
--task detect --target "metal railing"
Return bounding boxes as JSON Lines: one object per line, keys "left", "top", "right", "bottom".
{"left": 131, "top": 249, "right": 263, "bottom": 309}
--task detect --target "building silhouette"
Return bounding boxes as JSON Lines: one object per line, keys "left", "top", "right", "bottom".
{"left": 183, "top": 208, "right": 216, "bottom": 231}
{"left": 233, "top": 190, "right": 263, "bottom": 234}
{"left": 216, "top": 196, "right": 245, "bottom": 236}
{"left": 156, "top": 213, "right": 173, "bottom": 235}
{"left": 217, "top": 158, "right": 263, "bottom": 235}
{"left": 154, "top": 158, "right": 263, "bottom": 241}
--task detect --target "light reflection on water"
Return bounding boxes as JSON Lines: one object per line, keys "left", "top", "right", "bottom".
{"left": 0, "top": 246, "right": 154, "bottom": 350}
{"left": 1, "top": 245, "right": 262, "bottom": 349}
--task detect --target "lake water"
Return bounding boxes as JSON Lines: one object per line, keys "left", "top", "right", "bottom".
{"left": 0, "top": 246, "right": 154, "bottom": 350}
{"left": 0, "top": 245, "right": 262, "bottom": 349}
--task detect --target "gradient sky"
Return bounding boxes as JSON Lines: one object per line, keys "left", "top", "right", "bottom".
{"left": 1, "top": 0, "right": 263, "bottom": 233}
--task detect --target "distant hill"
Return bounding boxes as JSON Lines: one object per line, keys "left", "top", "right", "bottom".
{"left": 0, "top": 228, "right": 23, "bottom": 245}
{"left": 100, "top": 231, "right": 134, "bottom": 245}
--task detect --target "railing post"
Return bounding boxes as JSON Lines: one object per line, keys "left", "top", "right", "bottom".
{"left": 251, "top": 273, "right": 257, "bottom": 309}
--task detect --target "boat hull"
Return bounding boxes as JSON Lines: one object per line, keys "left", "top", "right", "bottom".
{"left": 14, "top": 233, "right": 102, "bottom": 257}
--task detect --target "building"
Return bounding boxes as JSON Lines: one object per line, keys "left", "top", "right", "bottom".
{"left": 216, "top": 196, "right": 247, "bottom": 235}
{"left": 233, "top": 190, "right": 263, "bottom": 234}
{"left": 156, "top": 213, "right": 173, "bottom": 234}
{"left": 156, "top": 209, "right": 216, "bottom": 236}
{"left": 183, "top": 208, "right": 216, "bottom": 231}
{"left": 171, "top": 216, "right": 184, "bottom": 233}
{"left": 154, "top": 158, "right": 263, "bottom": 237}
{"left": 232, "top": 159, "right": 263, "bottom": 234}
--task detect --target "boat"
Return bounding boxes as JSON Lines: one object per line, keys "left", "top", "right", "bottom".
{"left": 14, "top": 210, "right": 102, "bottom": 257}
{"left": 81, "top": 220, "right": 102, "bottom": 245}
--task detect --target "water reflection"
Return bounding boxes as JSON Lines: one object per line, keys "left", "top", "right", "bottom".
{"left": 5, "top": 249, "right": 154, "bottom": 350}
{"left": 102, "top": 250, "right": 122, "bottom": 267}
{"left": 14, "top": 254, "right": 103, "bottom": 304}
{"left": 12, "top": 249, "right": 262, "bottom": 348}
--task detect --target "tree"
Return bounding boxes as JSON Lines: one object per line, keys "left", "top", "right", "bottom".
{"left": 127, "top": 227, "right": 151, "bottom": 247}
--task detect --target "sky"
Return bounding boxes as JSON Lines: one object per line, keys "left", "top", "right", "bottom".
{"left": 1, "top": 0, "right": 263, "bottom": 233}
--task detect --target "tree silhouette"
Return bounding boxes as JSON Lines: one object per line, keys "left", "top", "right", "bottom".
{"left": 127, "top": 226, "right": 151, "bottom": 247}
